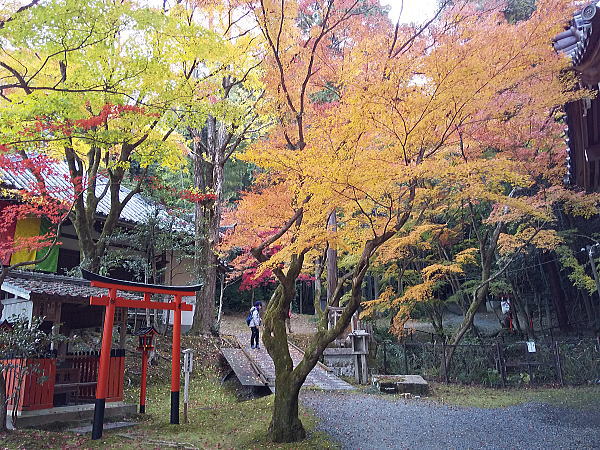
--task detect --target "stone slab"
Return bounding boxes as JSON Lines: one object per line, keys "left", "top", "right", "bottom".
{"left": 68, "top": 421, "right": 138, "bottom": 434}
{"left": 372, "top": 375, "right": 429, "bottom": 395}
{"left": 323, "top": 347, "right": 354, "bottom": 355}
{"left": 6, "top": 402, "right": 137, "bottom": 429}
{"left": 323, "top": 348, "right": 356, "bottom": 378}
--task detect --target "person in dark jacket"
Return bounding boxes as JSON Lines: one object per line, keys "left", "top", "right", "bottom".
{"left": 249, "top": 301, "right": 262, "bottom": 349}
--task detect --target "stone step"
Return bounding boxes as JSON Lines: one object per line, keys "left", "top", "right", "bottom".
{"left": 68, "top": 420, "right": 138, "bottom": 434}
{"left": 6, "top": 402, "right": 137, "bottom": 430}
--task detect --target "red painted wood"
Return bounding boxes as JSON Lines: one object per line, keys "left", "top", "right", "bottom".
{"left": 171, "top": 295, "right": 182, "bottom": 393}
{"left": 2, "top": 358, "right": 55, "bottom": 411}
{"left": 90, "top": 280, "right": 197, "bottom": 296}
{"left": 63, "top": 353, "right": 124, "bottom": 401}
{"left": 67, "top": 353, "right": 99, "bottom": 400}
{"left": 106, "top": 356, "right": 125, "bottom": 402}
{"left": 90, "top": 296, "right": 193, "bottom": 311}
{"left": 96, "top": 288, "right": 116, "bottom": 401}
{"left": 87, "top": 276, "right": 198, "bottom": 417}
{"left": 140, "top": 350, "right": 148, "bottom": 409}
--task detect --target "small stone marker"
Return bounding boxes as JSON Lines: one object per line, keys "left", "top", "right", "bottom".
{"left": 372, "top": 375, "right": 429, "bottom": 396}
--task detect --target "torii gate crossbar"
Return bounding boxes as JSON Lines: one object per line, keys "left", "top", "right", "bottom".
{"left": 82, "top": 270, "right": 201, "bottom": 440}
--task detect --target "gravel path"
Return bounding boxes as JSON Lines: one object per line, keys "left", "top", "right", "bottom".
{"left": 301, "top": 391, "right": 600, "bottom": 450}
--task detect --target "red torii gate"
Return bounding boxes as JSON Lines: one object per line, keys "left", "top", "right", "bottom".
{"left": 82, "top": 270, "right": 202, "bottom": 440}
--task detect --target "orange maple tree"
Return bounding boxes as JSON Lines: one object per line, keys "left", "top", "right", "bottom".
{"left": 222, "top": 0, "right": 587, "bottom": 442}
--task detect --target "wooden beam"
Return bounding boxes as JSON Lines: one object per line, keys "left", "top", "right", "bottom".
{"left": 90, "top": 281, "right": 198, "bottom": 297}
{"left": 90, "top": 296, "right": 193, "bottom": 311}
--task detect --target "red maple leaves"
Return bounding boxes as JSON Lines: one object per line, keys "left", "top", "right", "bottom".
{"left": 20, "top": 103, "right": 159, "bottom": 138}
{"left": 0, "top": 149, "right": 76, "bottom": 263}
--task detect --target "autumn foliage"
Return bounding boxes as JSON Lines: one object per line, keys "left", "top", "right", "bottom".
{"left": 219, "top": 0, "right": 599, "bottom": 442}
{"left": 0, "top": 149, "right": 74, "bottom": 264}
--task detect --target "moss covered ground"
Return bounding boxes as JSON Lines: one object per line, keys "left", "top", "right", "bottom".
{"left": 0, "top": 335, "right": 336, "bottom": 449}
{"left": 430, "top": 382, "right": 600, "bottom": 409}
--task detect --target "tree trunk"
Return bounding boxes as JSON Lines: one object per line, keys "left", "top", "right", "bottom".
{"left": 544, "top": 253, "right": 571, "bottom": 332}
{"left": 215, "top": 273, "right": 225, "bottom": 332}
{"left": 269, "top": 373, "right": 305, "bottom": 442}
{"left": 262, "top": 278, "right": 307, "bottom": 442}
{"left": 444, "top": 261, "right": 491, "bottom": 374}
{"left": 261, "top": 235, "right": 388, "bottom": 442}
{"left": 191, "top": 117, "right": 225, "bottom": 335}
{"left": 326, "top": 211, "right": 338, "bottom": 306}
{"left": 314, "top": 257, "right": 324, "bottom": 315}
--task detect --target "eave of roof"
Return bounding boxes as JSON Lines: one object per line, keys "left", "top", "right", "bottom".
{"left": 0, "top": 156, "right": 193, "bottom": 232}
{"left": 1, "top": 270, "right": 141, "bottom": 302}
{"left": 553, "top": 3, "right": 600, "bottom": 189}
{"left": 553, "top": 3, "right": 600, "bottom": 74}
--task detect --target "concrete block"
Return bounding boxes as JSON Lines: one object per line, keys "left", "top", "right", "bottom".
{"left": 7, "top": 402, "right": 137, "bottom": 429}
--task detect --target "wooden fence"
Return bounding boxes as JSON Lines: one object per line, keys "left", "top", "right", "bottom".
{"left": 2, "top": 350, "right": 126, "bottom": 411}
{"left": 2, "top": 358, "right": 55, "bottom": 411}
{"left": 377, "top": 338, "right": 600, "bottom": 386}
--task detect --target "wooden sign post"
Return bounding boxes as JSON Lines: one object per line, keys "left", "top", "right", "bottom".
{"left": 182, "top": 348, "right": 193, "bottom": 424}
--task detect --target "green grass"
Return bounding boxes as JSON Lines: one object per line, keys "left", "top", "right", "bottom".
{"left": 430, "top": 383, "right": 600, "bottom": 409}
{"left": 1, "top": 374, "right": 336, "bottom": 449}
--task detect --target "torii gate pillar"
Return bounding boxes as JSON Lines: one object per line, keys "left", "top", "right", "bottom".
{"left": 82, "top": 270, "right": 200, "bottom": 440}
{"left": 171, "top": 294, "right": 182, "bottom": 424}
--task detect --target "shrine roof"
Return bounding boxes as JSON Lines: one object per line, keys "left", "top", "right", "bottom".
{"left": 1, "top": 270, "right": 142, "bottom": 302}
{"left": 0, "top": 157, "right": 194, "bottom": 231}
{"left": 553, "top": 3, "right": 598, "bottom": 66}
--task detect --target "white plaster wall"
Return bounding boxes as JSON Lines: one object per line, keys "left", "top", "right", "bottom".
{"left": 1, "top": 298, "right": 33, "bottom": 323}
{"left": 165, "top": 253, "right": 195, "bottom": 286}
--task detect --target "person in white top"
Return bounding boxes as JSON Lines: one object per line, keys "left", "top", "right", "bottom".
{"left": 501, "top": 298, "right": 512, "bottom": 329}
{"left": 248, "top": 301, "right": 262, "bottom": 349}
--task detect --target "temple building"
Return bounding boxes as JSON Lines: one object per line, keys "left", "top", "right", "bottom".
{"left": 554, "top": 2, "right": 600, "bottom": 192}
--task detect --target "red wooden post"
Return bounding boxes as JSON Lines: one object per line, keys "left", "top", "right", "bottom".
{"left": 92, "top": 287, "right": 117, "bottom": 440}
{"left": 83, "top": 269, "right": 198, "bottom": 432}
{"left": 170, "top": 294, "right": 182, "bottom": 424}
{"left": 140, "top": 349, "right": 148, "bottom": 414}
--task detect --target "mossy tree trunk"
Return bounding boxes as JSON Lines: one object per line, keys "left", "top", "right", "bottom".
{"left": 258, "top": 232, "right": 396, "bottom": 442}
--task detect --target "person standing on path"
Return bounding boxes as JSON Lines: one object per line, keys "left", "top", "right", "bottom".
{"left": 249, "top": 301, "right": 262, "bottom": 349}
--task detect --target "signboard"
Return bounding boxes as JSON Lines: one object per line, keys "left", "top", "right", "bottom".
{"left": 183, "top": 349, "right": 194, "bottom": 373}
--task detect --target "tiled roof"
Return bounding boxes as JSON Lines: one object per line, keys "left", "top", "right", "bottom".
{"left": 0, "top": 156, "right": 194, "bottom": 231}
{"left": 553, "top": 3, "right": 598, "bottom": 66}
{"left": 1, "top": 271, "right": 141, "bottom": 302}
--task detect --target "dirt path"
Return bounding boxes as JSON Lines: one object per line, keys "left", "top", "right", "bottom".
{"left": 221, "top": 314, "right": 352, "bottom": 390}
{"left": 220, "top": 312, "right": 318, "bottom": 336}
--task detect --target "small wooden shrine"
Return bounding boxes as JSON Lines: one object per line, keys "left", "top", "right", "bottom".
{"left": 0, "top": 271, "right": 128, "bottom": 423}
